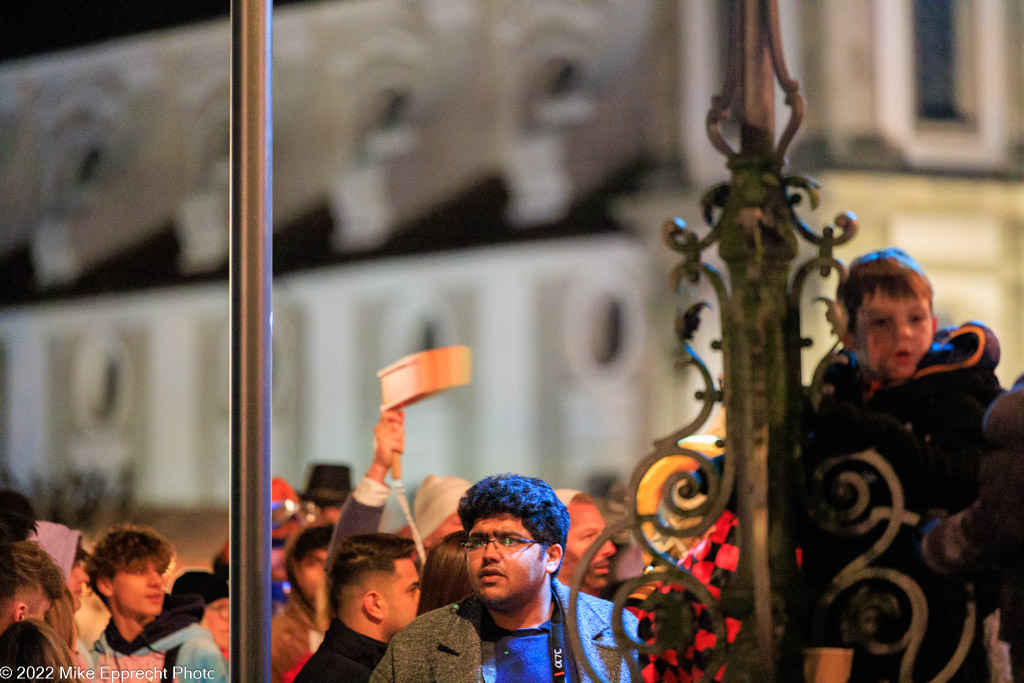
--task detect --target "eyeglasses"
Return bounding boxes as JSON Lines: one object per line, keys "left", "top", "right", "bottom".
{"left": 460, "top": 535, "right": 542, "bottom": 553}
{"left": 207, "top": 602, "right": 230, "bottom": 618}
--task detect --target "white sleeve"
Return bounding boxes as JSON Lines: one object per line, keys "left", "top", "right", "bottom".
{"left": 351, "top": 476, "right": 391, "bottom": 507}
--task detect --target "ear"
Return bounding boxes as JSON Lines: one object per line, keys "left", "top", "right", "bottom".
{"left": 930, "top": 315, "right": 937, "bottom": 337}
{"left": 13, "top": 602, "right": 28, "bottom": 622}
{"left": 96, "top": 576, "right": 115, "bottom": 600}
{"left": 545, "top": 544, "right": 563, "bottom": 576}
{"left": 841, "top": 327, "right": 856, "bottom": 352}
{"left": 361, "top": 590, "right": 385, "bottom": 622}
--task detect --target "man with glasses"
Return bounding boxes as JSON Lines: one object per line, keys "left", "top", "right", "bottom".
{"left": 371, "top": 473, "right": 638, "bottom": 682}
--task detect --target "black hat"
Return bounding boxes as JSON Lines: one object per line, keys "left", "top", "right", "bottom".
{"left": 171, "top": 569, "right": 229, "bottom": 605}
{"left": 301, "top": 463, "right": 352, "bottom": 508}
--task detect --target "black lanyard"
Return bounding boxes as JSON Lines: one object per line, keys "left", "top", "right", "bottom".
{"left": 548, "top": 589, "right": 574, "bottom": 682}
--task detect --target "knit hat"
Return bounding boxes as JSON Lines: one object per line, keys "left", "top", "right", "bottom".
{"left": 31, "top": 520, "right": 82, "bottom": 580}
{"left": 171, "top": 569, "right": 229, "bottom": 605}
{"left": 414, "top": 475, "right": 470, "bottom": 540}
{"left": 554, "top": 489, "right": 583, "bottom": 507}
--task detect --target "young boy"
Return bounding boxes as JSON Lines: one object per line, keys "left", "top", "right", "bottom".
{"left": 86, "top": 523, "right": 227, "bottom": 683}
{"left": 803, "top": 247, "right": 1003, "bottom": 681}
{"left": 811, "top": 247, "right": 1002, "bottom": 511}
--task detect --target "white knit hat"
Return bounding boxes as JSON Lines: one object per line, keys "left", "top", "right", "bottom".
{"left": 414, "top": 475, "right": 471, "bottom": 540}
{"left": 554, "top": 489, "right": 583, "bottom": 506}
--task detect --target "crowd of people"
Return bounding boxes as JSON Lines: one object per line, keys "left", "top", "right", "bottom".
{"left": 2, "top": 247, "right": 1023, "bottom": 682}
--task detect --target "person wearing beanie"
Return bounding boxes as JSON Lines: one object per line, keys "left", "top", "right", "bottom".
{"left": 30, "top": 521, "right": 93, "bottom": 670}
{"left": 553, "top": 490, "right": 618, "bottom": 598}
{"left": 413, "top": 475, "right": 471, "bottom": 549}
{"left": 171, "top": 570, "right": 230, "bottom": 661}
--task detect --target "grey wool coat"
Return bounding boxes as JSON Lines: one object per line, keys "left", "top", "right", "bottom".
{"left": 370, "top": 579, "right": 640, "bottom": 682}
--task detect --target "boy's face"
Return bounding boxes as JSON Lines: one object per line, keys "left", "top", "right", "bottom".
{"left": 98, "top": 560, "right": 166, "bottom": 627}
{"left": 844, "top": 291, "right": 936, "bottom": 386}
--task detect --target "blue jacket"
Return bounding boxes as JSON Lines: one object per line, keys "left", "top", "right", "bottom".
{"left": 91, "top": 594, "right": 227, "bottom": 683}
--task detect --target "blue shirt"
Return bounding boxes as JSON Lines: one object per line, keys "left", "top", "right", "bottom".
{"left": 480, "top": 614, "right": 554, "bottom": 683}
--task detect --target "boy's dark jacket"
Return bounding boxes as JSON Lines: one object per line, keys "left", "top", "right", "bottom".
{"left": 808, "top": 321, "right": 1002, "bottom": 513}
{"left": 801, "top": 321, "right": 1003, "bottom": 682}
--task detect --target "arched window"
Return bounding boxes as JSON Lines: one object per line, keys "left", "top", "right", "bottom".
{"left": 593, "top": 298, "right": 624, "bottom": 367}
{"left": 914, "top": 0, "right": 962, "bottom": 122}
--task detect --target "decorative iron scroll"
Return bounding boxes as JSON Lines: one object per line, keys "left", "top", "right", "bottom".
{"left": 803, "top": 450, "right": 977, "bottom": 681}
{"left": 706, "top": 0, "right": 804, "bottom": 164}
{"left": 563, "top": 207, "right": 735, "bottom": 683}
{"left": 565, "top": 0, "right": 977, "bottom": 678}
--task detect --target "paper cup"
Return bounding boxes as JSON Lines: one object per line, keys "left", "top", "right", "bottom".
{"left": 803, "top": 647, "right": 853, "bottom": 683}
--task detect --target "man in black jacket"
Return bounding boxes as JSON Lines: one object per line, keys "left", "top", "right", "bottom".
{"left": 294, "top": 533, "right": 419, "bottom": 683}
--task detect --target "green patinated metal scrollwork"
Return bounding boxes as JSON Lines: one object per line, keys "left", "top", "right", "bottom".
{"left": 566, "top": 1, "right": 975, "bottom": 679}
{"left": 786, "top": 205, "right": 858, "bottom": 409}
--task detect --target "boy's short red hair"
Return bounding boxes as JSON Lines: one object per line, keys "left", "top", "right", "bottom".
{"left": 838, "top": 248, "right": 933, "bottom": 330}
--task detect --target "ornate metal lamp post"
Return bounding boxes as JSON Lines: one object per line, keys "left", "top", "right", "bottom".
{"left": 566, "top": 1, "right": 859, "bottom": 680}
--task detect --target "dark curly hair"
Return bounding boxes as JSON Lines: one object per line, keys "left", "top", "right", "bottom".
{"left": 457, "top": 474, "right": 569, "bottom": 573}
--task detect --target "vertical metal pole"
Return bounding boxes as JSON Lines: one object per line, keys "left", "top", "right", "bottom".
{"left": 229, "top": 0, "right": 272, "bottom": 681}
{"left": 737, "top": 0, "right": 776, "bottom": 671}
{"left": 739, "top": 0, "right": 775, "bottom": 155}
{"left": 713, "top": 1, "right": 802, "bottom": 679}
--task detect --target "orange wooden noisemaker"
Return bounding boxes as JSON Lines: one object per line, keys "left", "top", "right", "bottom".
{"left": 377, "top": 345, "right": 471, "bottom": 478}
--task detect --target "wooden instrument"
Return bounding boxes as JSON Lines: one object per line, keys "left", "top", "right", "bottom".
{"left": 378, "top": 345, "right": 471, "bottom": 478}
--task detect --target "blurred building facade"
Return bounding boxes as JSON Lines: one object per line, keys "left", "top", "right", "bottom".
{"left": 1, "top": 0, "right": 1022, "bottom": 512}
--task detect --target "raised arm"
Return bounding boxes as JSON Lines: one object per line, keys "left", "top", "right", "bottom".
{"left": 327, "top": 410, "right": 404, "bottom": 564}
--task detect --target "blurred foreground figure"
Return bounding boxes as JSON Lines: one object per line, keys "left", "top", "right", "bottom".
{"left": 0, "top": 618, "right": 78, "bottom": 682}
{"left": 923, "top": 375, "right": 1024, "bottom": 682}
